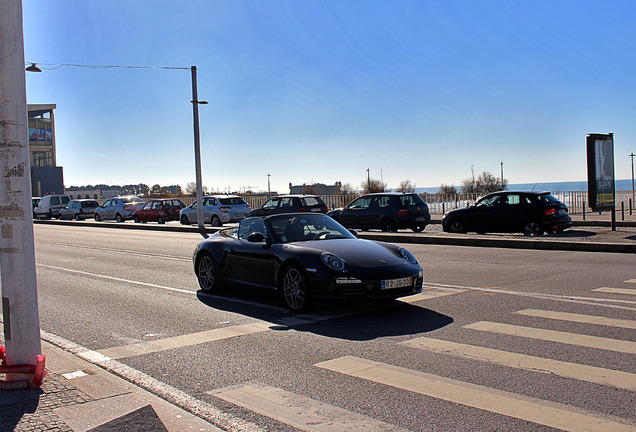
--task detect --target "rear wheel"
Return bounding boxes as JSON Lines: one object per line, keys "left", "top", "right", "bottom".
{"left": 115, "top": 213, "right": 123, "bottom": 223}
{"left": 411, "top": 225, "right": 426, "bottom": 233}
{"left": 196, "top": 253, "right": 219, "bottom": 292}
{"left": 380, "top": 218, "right": 397, "bottom": 232}
{"left": 280, "top": 265, "right": 312, "bottom": 312}
{"left": 524, "top": 221, "right": 543, "bottom": 236}
{"left": 210, "top": 215, "right": 221, "bottom": 227}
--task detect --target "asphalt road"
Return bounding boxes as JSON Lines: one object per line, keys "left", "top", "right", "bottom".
{"left": 31, "top": 224, "right": 636, "bottom": 431}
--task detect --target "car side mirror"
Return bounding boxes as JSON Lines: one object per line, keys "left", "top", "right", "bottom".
{"left": 247, "top": 232, "right": 268, "bottom": 243}
{"left": 348, "top": 229, "right": 359, "bottom": 238}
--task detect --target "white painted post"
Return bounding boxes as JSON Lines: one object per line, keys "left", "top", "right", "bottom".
{"left": 0, "top": 0, "right": 42, "bottom": 371}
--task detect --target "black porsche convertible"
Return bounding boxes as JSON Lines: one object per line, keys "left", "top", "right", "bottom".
{"left": 192, "top": 213, "right": 423, "bottom": 311}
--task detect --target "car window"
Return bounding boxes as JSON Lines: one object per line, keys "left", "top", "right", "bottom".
{"left": 122, "top": 196, "right": 144, "bottom": 203}
{"left": 302, "top": 197, "right": 320, "bottom": 206}
{"left": 219, "top": 197, "right": 247, "bottom": 205}
{"left": 102, "top": 200, "right": 110, "bottom": 207}
{"left": 83, "top": 201, "right": 98, "bottom": 208}
{"left": 503, "top": 194, "right": 521, "bottom": 206}
{"left": 280, "top": 197, "right": 294, "bottom": 207}
{"left": 263, "top": 198, "right": 279, "bottom": 209}
{"left": 111, "top": 200, "right": 118, "bottom": 207}
{"left": 203, "top": 198, "right": 216, "bottom": 206}
{"left": 399, "top": 194, "right": 425, "bottom": 206}
{"left": 61, "top": 196, "right": 70, "bottom": 204}
{"left": 153, "top": 202, "right": 162, "bottom": 209}
{"left": 51, "top": 197, "right": 60, "bottom": 205}
{"left": 348, "top": 196, "right": 372, "bottom": 210}
{"left": 238, "top": 218, "right": 267, "bottom": 240}
{"left": 142, "top": 202, "right": 152, "bottom": 210}
{"left": 538, "top": 194, "right": 561, "bottom": 204}
{"left": 269, "top": 214, "right": 355, "bottom": 243}
{"left": 372, "top": 196, "right": 391, "bottom": 208}
{"left": 476, "top": 195, "right": 501, "bottom": 208}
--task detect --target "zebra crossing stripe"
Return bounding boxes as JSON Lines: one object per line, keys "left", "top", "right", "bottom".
{"left": 315, "top": 356, "right": 636, "bottom": 432}
{"left": 209, "top": 382, "right": 407, "bottom": 432}
{"left": 400, "top": 337, "right": 636, "bottom": 391}
{"left": 593, "top": 287, "right": 636, "bottom": 296}
{"left": 463, "top": 321, "right": 636, "bottom": 354}
{"left": 514, "top": 308, "right": 636, "bottom": 329}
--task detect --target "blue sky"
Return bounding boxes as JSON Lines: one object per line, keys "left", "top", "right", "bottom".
{"left": 23, "top": 1, "right": 636, "bottom": 194}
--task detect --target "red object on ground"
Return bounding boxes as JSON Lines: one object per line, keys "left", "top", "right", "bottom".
{"left": 0, "top": 345, "right": 46, "bottom": 390}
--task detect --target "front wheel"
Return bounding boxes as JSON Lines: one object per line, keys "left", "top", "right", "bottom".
{"left": 75, "top": 214, "right": 81, "bottom": 221}
{"left": 134, "top": 215, "right": 141, "bottom": 223}
{"left": 524, "top": 221, "right": 543, "bottom": 236}
{"left": 411, "top": 225, "right": 426, "bottom": 233}
{"left": 448, "top": 220, "right": 466, "bottom": 234}
{"left": 157, "top": 216, "right": 165, "bottom": 224}
{"left": 180, "top": 215, "right": 190, "bottom": 225}
{"left": 196, "top": 253, "right": 219, "bottom": 292}
{"left": 280, "top": 265, "right": 312, "bottom": 312}
{"left": 94, "top": 213, "right": 101, "bottom": 222}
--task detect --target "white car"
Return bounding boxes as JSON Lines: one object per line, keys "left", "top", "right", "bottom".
{"left": 34, "top": 194, "right": 70, "bottom": 219}
{"left": 180, "top": 195, "right": 251, "bottom": 226}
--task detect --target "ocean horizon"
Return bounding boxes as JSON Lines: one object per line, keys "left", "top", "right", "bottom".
{"left": 414, "top": 179, "right": 634, "bottom": 194}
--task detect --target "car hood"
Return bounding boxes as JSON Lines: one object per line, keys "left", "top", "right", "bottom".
{"left": 287, "top": 238, "right": 406, "bottom": 268}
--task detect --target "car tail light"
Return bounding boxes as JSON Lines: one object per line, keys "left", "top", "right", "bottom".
{"left": 219, "top": 206, "right": 231, "bottom": 213}
{"left": 325, "top": 205, "right": 329, "bottom": 212}
{"left": 123, "top": 205, "right": 131, "bottom": 211}
{"left": 545, "top": 208, "right": 557, "bottom": 216}
{"left": 299, "top": 207, "right": 307, "bottom": 212}
{"left": 397, "top": 208, "right": 408, "bottom": 215}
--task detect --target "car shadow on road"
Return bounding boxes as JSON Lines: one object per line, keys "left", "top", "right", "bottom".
{"left": 545, "top": 229, "right": 597, "bottom": 238}
{"left": 196, "top": 289, "right": 453, "bottom": 341}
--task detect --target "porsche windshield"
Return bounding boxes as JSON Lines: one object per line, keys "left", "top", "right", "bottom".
{"left": 268, "top": 214, "right": 355, "bottom": 243}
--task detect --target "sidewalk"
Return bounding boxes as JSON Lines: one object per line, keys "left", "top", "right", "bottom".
{"left": 1, "top": 338, "right": 222, "bottom": 432}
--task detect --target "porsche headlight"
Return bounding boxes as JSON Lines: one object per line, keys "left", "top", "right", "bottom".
{"left": 321, "top": 252, "right": 346, "bottom": 271}
{"left": 398, "top": 247, "right": 417, "bottom": 264}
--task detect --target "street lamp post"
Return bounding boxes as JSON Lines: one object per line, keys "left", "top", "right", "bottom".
{"left": 190, "top": 66, "right": 207, "bottom": 230}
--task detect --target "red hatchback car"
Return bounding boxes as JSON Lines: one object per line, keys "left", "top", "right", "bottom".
{"left": 133, "top": 199, "right": 185, "bottom": 224}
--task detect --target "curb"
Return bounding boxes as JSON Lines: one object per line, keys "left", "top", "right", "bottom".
{"left": 33, "top": 219, "right": 635, "bottom": 254}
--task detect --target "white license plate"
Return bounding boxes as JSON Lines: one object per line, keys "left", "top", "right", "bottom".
{"left": 236, "top": 213, "right": 246, "bottom": 218}
{"left": 558, "top": 209, "right": 567, "bottom": 215}
{"left": 416, "top": 217, "right": 426, "bottom": 221}
{"left": 311, "top": 208, "right": 321, "bottom": 212}
{"left": 382, "top": 277, "right": 412, "bottom": 290}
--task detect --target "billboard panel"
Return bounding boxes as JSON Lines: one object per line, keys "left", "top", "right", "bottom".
{"left": 586, "top": 133, "right": 615, "bottom": 211}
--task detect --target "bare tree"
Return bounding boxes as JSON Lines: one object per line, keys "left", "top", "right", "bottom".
{"left": 396, "top": 179, "right": 416, "bottom": 193}
{"left": 439, "top": 184, "right": 457, "bottom": 195}
{"left": 185, "top": 182, "right": 197, "bottom": 196}
{"left": 338, "top": 183, "right": 355, "bottom": 195}
{"left": 461, "top": 171, "right": 507, "bottom": 195}
{"left": 361, "top": 178, "right": 387, "bottom": 194}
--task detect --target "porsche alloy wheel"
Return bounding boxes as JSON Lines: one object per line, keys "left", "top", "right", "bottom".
{"left": 196, "top": 254, "right": 217, "bottom": 292}
{"left": 282, "top": 265, "right": 311, "bottom": 311}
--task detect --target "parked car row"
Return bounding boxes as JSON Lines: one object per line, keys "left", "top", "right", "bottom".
{"left": 32, "top": 190, "right": 572, "bottom": 236}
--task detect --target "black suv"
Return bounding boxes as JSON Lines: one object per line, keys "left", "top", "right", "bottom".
{"left": 247, "top": 195, "right": 328, "bottom": 217}
{"left": 441, "top": 191, "right": 571, "bottom": 236}
{"left": 327, "top": 193, "right": 431, "bottom": 232}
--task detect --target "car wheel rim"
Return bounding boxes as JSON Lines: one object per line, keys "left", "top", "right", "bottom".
{"left": 525, "top": 223, "right": 540, "bottom": 236}
{"left": 283, "top": 268, "right": 305, "bottom": 310}
{"left": 211, "top": 217, "right": 220, "bottom": 226}
{"left": 197, "top": 256, "right": 215, "bottom": 291}
{"left": 450, "top": 222, "right": 463, "bottom": 233}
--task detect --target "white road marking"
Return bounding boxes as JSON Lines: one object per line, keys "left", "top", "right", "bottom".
{"left": 464, "top": 321, "right": 636, "bottom": 354}
{"left": 515, "top": 308, "right": 636, "bottom": 329}
{"left": 61, "top": 370, "right": 89, "bottom": 380}
{"left": 400, "top": 337, "right": 636, "bottom": 391}
{"left": 37, "top": 264, "right": 195, "bottom": 295}
{"left": 625, "top": 279, "right": 636, "bottom": 284}
{"left": 593, "top": 287, "right": 636, "bottom": 296}
{"left": 425, "top": 281, "right": 636, "bottom": 310}
{"left": 209, "top": 382, "right": 406, "bottom": 432}
{"left": 98, "top": 322, "right": 274, "bottom": 359}
{"left": 36, "top": 240, "right": 190, "bottom": 261}
{"left": 315, "top": 356, "right": 636, "bottom": 432}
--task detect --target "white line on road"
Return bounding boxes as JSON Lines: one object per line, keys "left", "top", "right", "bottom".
{"left": 315, "top": 356, "right": 636, "bottom": 432}
{"left": 209, "top": 382, "right": 407, "bottom": 432}
{"left": 593, "top": 287, "right": 636, "bottom": 296}
{"left": 425, "top": 282, "right": 636, "bottom": 311}
{"left": 400, "top": 337, "right": 636, "bottom": 391}
{"left": 464, "top": 321, "right": 636, "bottom": 354}
{"left": 515, "top": 308, "right": 636, "bottom": 329}
{"left": 36, "top": 240, "right": 191, "bottom": 261}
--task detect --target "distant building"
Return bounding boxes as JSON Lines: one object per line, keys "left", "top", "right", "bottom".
{"left": 28, "top": 104, "right": 64, "bottom": 196}
{"left": 289, "top": 182, "right": 341, "bottom": 195}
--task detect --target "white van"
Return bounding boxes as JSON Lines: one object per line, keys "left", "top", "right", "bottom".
{"left": 34, "top": 194, "right": 71, "bottom": 219}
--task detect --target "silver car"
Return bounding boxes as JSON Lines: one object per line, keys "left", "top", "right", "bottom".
{"left": 59, "top": 199, "right": 100, "bottom": 220}
{"left": 180, "top": 195, "right": 251, "bottom": 226}
{"left": 94, "top": 196, "right": 145, "bottom": 222}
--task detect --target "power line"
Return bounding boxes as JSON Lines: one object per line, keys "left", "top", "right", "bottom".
{"left": 25, "top": 62, "right": 189, "bottom": 71}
